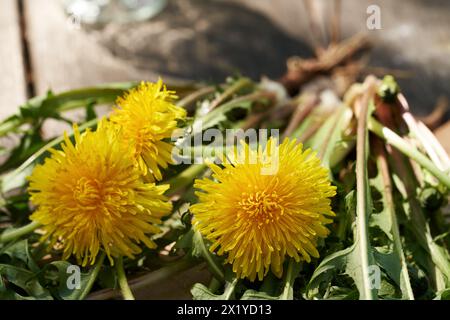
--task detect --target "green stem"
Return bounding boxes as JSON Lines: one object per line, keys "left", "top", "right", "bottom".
{"left": 387, "top": 138, "right": 450, "bottom": 288}
{"left": 115, "top": 256, "right": 135, "bottom": 300}
{"left": 78, "top": 252, "right": 106, "bottom": 300}
{"left": 177, "top": 86, "right": 215, "bottom": 110}
{"left": 209, "top": 78, "right": 253, "bottom": 111}
{"left": 200, "top": 91, "right": 274, "bottom": 129}
{"left": 0, "top": 117, "right": 24, "bottom": 137}
{"left": 280, "top": 259, "right": 301, "bottom": 300}
{"left": 193, "top": 231, "right": 225, "bottom": 282}
{"left": 0, "top": 85, "right": 134, "bottom": 137}
{"left": 166, "top": 164, "right": 207, "bottom": 195}
{"left": 368, "top": 117, "right": 450, "bottom": 189}
{"left": 223, "top": 278, "right": 238, "bottom": 300}
{"left": 0, "top": 221, "right": 41, "bottom": 244}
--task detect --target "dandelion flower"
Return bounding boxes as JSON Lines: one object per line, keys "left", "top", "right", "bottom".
{"left": 110, "top": 79, "right": 186, "bottom": 181}
{"left": 28, "top": 120, "right": 172, "bottom": 266}
{"left": 190, "top": 138, "right": 336, "bottom": 281}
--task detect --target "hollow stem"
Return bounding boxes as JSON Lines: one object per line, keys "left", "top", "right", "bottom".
{"left": 223, "top": 278, "right": 238, "bottom": 300}
{"left": 0, "top": 221, "right": 41, "bottom": 244}
{"left": 116, "top": 256, "right": 135, "bottom": 300}
{"left": 166, "top": 164, "right": 207, "bottom": 195}
{"left": 280, "top": 259, "right": 301, "bottom": 300}
{"left": 78, "top": 252, "right": 106, "bottom": 300}
{"left": 368, "top": 117, "right": 450, "bottom": 189}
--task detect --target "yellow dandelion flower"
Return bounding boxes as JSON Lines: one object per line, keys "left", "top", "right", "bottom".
{"left": 28, "top": 119, "right": 172, "bottom": 266}
{"left": 190, "top": 138, "right": 336, "bottom": 281}
{"left": 110, "top": 79, "right": 186, "bottom": 181}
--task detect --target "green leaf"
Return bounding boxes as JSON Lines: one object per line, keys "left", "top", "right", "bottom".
{"left": 352, "top": 97, "right": 377, "bottom": 299}
{"left": 194, "top": 98, "right": 254, "bottom": 131}
{"left": 45, "top": 260, "right": 102, "bottom": 300}
{"left": 0, "top": 264, "right": 52, "bottom": 300}
{"left": 19, "top": 86, "right": 133, "bottom": 121}
{"left": 307, "top": 242, "right": 401, "bottom": 300}
{"left": 306, "top": 242, "right": 355, "bottom": 299}
{"left": 0, "top": 275, "right": 34, "bottom": 300}
{"left": 175, "top": 227, "right": 194, "bottom": 250}
{"left": 389, "top": 144, "right": 450, "bottom": 288}
{"left": 434, "top": 288, "right": 450, "bottom": 300}
{"left": 240, "top": 290, "right": 280, "bottom": 300}
{"left": 240, "top": 261, "right": 301, "bottom": 300}
{"left": 191, "top": 283, "right": 226, "bottom": 300}
{"left": 336, "top": 190, "right": 356, "bottom": 241}
{"left": 306, "top": 105, "right": 354, "bottom": 169}
{"left": 307, "top": 98, "right": 380, "bottom": 300}
{"left": 85, "top": 102, "right": 97, "bottom": 121}
{"left": 369, "top": 154, "right": 414, "bottom": 299}
{"left": 0, "top": 239, "right": 39, "bottom": 273}
{"left": 373, "top": 249, "right": 401, "bottom": 288}
{"left": 192, "top": 275, "right": 238, "bottom": 300}
{"left": 0, "top": 131, "right": 46, "bottom": 174}
{"left": 191, "top": 231, "right": 225, "bottom": 282}
{"left": 369, "top": 172, "right": 393, "bottom": 241}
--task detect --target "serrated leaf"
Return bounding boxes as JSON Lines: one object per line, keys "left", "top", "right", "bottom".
{"left": 195, "top": 100, "right": 254, "bottom": 131}
{"left": 191, "top": 276, "right": 238, "bottom": 300}
{"left": 0, "top": 239, "right": 39, "bottom": 273}
{"left": 46, "top": 261, "right": 99, "bottom": 300}
{"left": 191, "top": 231, "right": 225, "bottom": 281}
{"left": 369, "top": 170, "right": 393, "bottom": 240}
{"left": 373, "top": 248, "right": 402, "bottom": 295}
{"left": 389, "top": 143, "right": 450, "bottom": 288}
{"left": 240, "top": 290, "right": 279, "bottom": 300}
{"left": 0, "top": 275, "right": 36, "bottom": 300}
{"left": 306, "top": 244, "right": 356, "bottom": 299}
{"left": 306, "top": 105, "right": 354, "bottom": 169}
{"left": 191, "top": 283, "right": 225, "bottom": 300}
{"left": 0, "top": 264, "right": 52, "bottom": 300}
{"left": 369, "top": 153, "right": 414, "bottom": 299}
{"left": 175, "top": 228, "right": 194, "bottom": 250}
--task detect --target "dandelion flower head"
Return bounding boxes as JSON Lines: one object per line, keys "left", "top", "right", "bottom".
{"left": 111, "top": 79, "right": 186, "bottom": 181}
{"left": 28, "top": 120, "right": 172, "bottom": 266}
{"left": 190, "top": 138, "right": 336, "bottom": 281}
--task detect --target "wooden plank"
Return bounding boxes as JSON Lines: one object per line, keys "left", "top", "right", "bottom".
{"left": 23, "top": 0, "right": 160, "bottom": 138}
{"left": 24, "top": 0, "right": 155, "bottom": 95}
{"left": 0, "top": 0, "right": 27, "bottom": 120}
{"left": 235, "top": 0, "right": 325, "bottom": 42}
{"left": 435, "top": 121, "right": 450, "bottom": 157}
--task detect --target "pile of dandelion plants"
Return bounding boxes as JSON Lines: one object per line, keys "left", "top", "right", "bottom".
{"left": 0, "top": 72, "right": 449, "bottom": 300}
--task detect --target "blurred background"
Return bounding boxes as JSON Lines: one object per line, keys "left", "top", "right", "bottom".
{"left": 1, "top": 0, "right": 450, "bottom": 144}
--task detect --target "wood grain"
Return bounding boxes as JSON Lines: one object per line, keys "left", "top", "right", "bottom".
{"left": 435, "top": 121, "right": 450, "bottom": 157}
{"left": 23, "top": 0, "right": 155, "bottom": 95}
{"left": 0, "top": 0, "right": 27, "bottom": 120}
{"left": 23, "top": 0, "right": 160, "bottom": 138}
